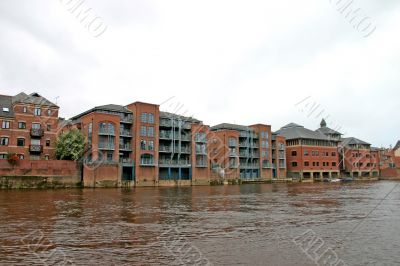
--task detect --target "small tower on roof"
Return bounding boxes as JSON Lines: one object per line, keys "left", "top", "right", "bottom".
{"left": 320, "top": 118, "right": 327, "bottom": 128}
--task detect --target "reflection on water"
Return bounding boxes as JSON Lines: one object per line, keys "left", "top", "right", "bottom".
{"left": 0, "top": 181, "right": 400, "bottom": 265}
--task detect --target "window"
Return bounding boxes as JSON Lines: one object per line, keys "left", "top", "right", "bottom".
{"left": 18, "top": 122, "right": 26, "bottom": 129}
{"left": 46, "top": 140, "right": 50, "bottom": 147}
{"left": 88, "top": 122, "right": 93, "bottom": 146}
{"left": 262, "top": 141, "right": 267, "bottom": 148}
{"left": 140, "top": 126, "right": 147, "bottom": 136}
{"left": 228, "top": 137, "right": 236, "bottom": 147}
{"left": 18, "top": 154, "right": 24, "bottom": 160}
{"left": 47, "top": 109, "right": 52, "bottom": 116}
{"left": 141, "top": 112, "right": 147, "bottom": 123}
{"left": 291, "top": 162, "right": 298, "bottom": 167}
{"left": 332, "top": 162, "right": 337, "bottom": 167}
{"left": 140, "top": 154, "right": 154, "bottom": 165}
{"left": 34, "top": 107, "right": 41, "bottom": 116}
{"left": 0, "top": 154, "right": 6, "bottom": 159}
{"left": 31, "top": 139, "right": 40, "bottom": 145}
{"left": 47, "top": 124, "right": 51, "bottom": 131}
{"left": 291, "top": 151, "right": 297, "bottom": 156}
{"left": 147, "top": 127, "right": 154, "bottom": 137}
{"left": 17, "top": 138, "right": 25, "bottom": 147}
{"left": 304, "top": 161, "right": 309, "bottom": 166}
{"left": 32, "top": 123, "right": 41, "bottom": 129}
{"left": 148, "top": 113, "right": 154, "bottom": 124}
{"left": 140, "top": 140, "right": 146, "bottom": 150}
{"left": 23, "top": 106, "right": 27, "bottom": 113}
{"left": 107, "top": 152, "right": 113, "bottom": 161}
{"left": 304, "top": 150, "right": 309, "bottom": 156}
{"left": 44, "top": 155, "right": 49, "bottom": 160}
{"left": 0, "top": 137, "right": 9, "bottom": 146}
{"left": 262, "top": 151, "right": 268, "bottom": 157}
{"left": 326, "top": 162, "right": 329, "bottom": 166}
{"left": 148, "top": 140, "right": 154, "bottom": 150}
{"left": 2, "top": 121, "right": 10, "bottom": 129}
{"left": 2, "top": 107, "right": 9, "bottom": 112}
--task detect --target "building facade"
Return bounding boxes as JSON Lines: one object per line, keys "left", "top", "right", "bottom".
{"left": 340, "top": 137, "right": 380, "bottom": 178}
{"left": 0, "top": 92, "right": 59, "bottom": 160}
{"left": 276, "top": 123, "right": 340, "bottom": 181}
{"left": 209, "top": 123, "right": 274, "bottom": 181}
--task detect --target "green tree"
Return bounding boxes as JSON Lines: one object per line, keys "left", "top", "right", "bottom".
{"left": 55, "top": 129, "right": 86, "bottom": 160}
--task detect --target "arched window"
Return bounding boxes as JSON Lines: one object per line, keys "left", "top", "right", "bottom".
{"left": 140, "top": 154, "right": 154, "bottom": 166}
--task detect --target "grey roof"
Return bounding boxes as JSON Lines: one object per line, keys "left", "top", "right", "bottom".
{"left": 394, "top": 141, "right": 400, "bottom": 150}
{"left": 12, "top": 92, "right": 58, "bottom": 107}
{"left": 210, "top": 123, "right": 254, "bottom": 132}
{"left": 160, "top": 111, "right": 201, "bottom": 123}
{"left": 70, "top": 104, "right": 132, "bottom": 120}
{"left": 316, "top": 126, "right": 343, "bottom": 136}
{"left": 0, "top": 94, "right": 14, "bottom": 118}
{"left": 341, "top": 137, "right": 371, "bottom": 146}
{"left": 276, "top": 123, "right": 329, "bottom": 141}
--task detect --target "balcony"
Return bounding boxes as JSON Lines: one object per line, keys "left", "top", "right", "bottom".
{"left": 279, "top": 163, "right": 286, "bottom": 169}
{"left": 179, "top": 134, "right": 191, "bottom": 141}
{"left": 140, "top": 159, "right": 155, "bottom": 166}
{"left": 229, "top": 151, "right": 237, "bottom": 157}
{"left": 250, "top": 143, "right": 259, "bottom": 148}
{"left": 99, "top": 129, "right": 115, "bottom": 136}
{"left": 30, "top": 128, "right": 44, "bottom": 137}
{"left": 195, "top": 135, "right": 207, "bottom": 143}
{"left": 29, "top": 144, "right": 43, "bottom": 153}
{"left": 160, "top": 119, "right": 172, "bottom": 127}
{"left": 239, "top": 142, "right": 249, "bottom": 147}
{"left": 159, "top": 159, "right": 191, "bottom": 167}
{"left": 250, "top": 152, "right": 260, "bottom": 158}
{"left": 159, "top": 131, "right": 172, "bottom": 139}
{"left": 98, "top": 143, "right": 115, "bottom": 150}
{"left": 120, "top": 115, "right": 133, "bottom": 124}
{"left": 196, "top": 148, "right": 207, "bottom": 155}
{"left": 159, "top": 146, "right": 172, "bottom": 152}
{"left": 119, "top": 144, "right": 132, "bottom": 151}
{"left": 279, "top": 145, "right": 285, "bottom": 151}
{"left": 229, "top": 164, "right": 238, "bottom": 169}
{"left": 262, "top": 162, "right": 272, "bottom": 169}
{"left": 180, "top": 147, "right": 191, "bottom": 154}
{"left": 239, "top": 151, "right": 249, "bottom": 157}
{"left": 119, "top": 158, "right": 133, "bottom": 165}
{"left": 120, "top": 130, "right": 132, "bottom": 137}
{"left": 240, "top": 163, "right": 259, "bottom": 169}
{"left": 196, "top": 161, "right": 208, "bottom": 168}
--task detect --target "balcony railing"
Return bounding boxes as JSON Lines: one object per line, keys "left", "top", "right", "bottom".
{"left": 250, "top": 152, "right": 260, "bottom": 158}
{"left": 98, "top": 143, "right": 115, "bottom": 150}
{"left": 229, "top": 164, "right": 238, "bottom": 168}
{"left": 160, "top": 120, "right": 172, "bottom": 127}
{"left": 120, "top": 130, "right": 132, "bottom": 137}
{"left": 239, "top": 142, "right": 249, "bottom": 147}
{"left": 279, "top": 145, "right": 285, "bottom": 151}
{"left": 159, "top": 146, "right": 172, "bottom": 152}
{"left": 119, "top": 158, "right": 133, "bottom": 164}
{"left": 262, "top": 162, "right": 272, "bottom": 168}
{"left": 229, "top": 151, "right": 237, "bottom": 157}
{"left": 239, "top": 151, "right": 249, "bottom": 157}
{"left": 140, "top": 159, "right": 155, "bottom": 166}
{"left": 196, "top": 148, "right": 207, "bottom": 155}
{"left": 159, "top": 131, "right": 172, "bottom": 139}
{"left": 196, "top": 161, "right": 208, "bottom": 168}
{"left": 30, "top": 128, "right": 44, "bottom": 137}
{"left": 99, "top": 129, "right": 115, "bottom": 136}
{"left": 195, "top": 135, "right": 207, "bottom": 143}
{"left": 29, "top": 144, "right": 43, "bottom": 153}
{"left": 240, "top": 163, "right": 259, "bottom": 169}
{"left": 119, "top": 144, "right": 132, "bottom": 151}
{"left": 180, "top": 134, "right": 191, "bottom": 141}
{"left": 120, "top": 115, "right": 133, "bottom": 123}
{"left": 180, "top": 147, "right": 191, "bottom": 154}
{"left": 279, "top": 163, "right": 286, "bottom": 168}
{"left": 159, "top": 159, "right": 191, "bottom": 167}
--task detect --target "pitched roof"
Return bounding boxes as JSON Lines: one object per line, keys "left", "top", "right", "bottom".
{"left": 12, "top": 92, "right": 58, "bottom": 107}
{"left": 341, "top": 137, "right": 371, "bottom": 146}
{"left": 210, "top": 123, "right": 254, "bottom": 132}
{"left": 276, "top": 123, "right": 329, "bottom": 141}
{"left": 316, "top": 127, "right": 343, "bottom": 135}
{"left": 160, "top": 111, "right": 201, "bottom": 123}
{"left": 394, "top": 141, "right": 400, "bottom": 150}
{"left": 70, "top": 104, "right": 132, "bottom": 120}
{"left": 0, "top": 94, "right": 14, "bottom": 118}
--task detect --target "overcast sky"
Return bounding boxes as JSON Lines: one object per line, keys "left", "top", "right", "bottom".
{"left": 0, "top": 0, "right": 398, "bottom": 147}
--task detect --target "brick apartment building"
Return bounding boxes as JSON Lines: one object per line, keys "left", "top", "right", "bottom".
{"left": 209, "top": 123, "right": 275, "bottom": 181}
{"left": 70, "top": 102, "right": 212, "bottom": 186}
{"left": 0, "top": 92, "right": 59, "bottom": 160}
{"left": 276, "top": 122, "right": 340, "bottom": 181}
{"left": 340, "top": 137, "right": 380, "bottom": 178}
{"left": 271, "top": 133, "right": 287, "bottom": 180}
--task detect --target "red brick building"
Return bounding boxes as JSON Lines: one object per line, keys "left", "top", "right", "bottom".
{"left": 276, "top": 122, "right": 340, "bottom": 181}
{"left": 0, "top": 92, "right": 59, "bottom": 160}
{"left": 271, "top": 133, "right": 287, "bottom": 180}
{"left": 209, "top": 123, "right": 274, "bottom": 181}
{"left": 70, "top": 102, "right": 212, "bottom": 186}
{"left": 339, "top": 137, "right": 380, "bottom": 178}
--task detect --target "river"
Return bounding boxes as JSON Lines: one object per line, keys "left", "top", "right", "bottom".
{"left": 0, "top": 181, "right": 399, "bottom": 265}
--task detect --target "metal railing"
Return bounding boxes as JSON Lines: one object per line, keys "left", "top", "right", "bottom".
{"left": 98, "top": 143, "right": 115, "bottom": 150}
{"left": 30, "top": 128, "right": 44, "bottom": 137}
